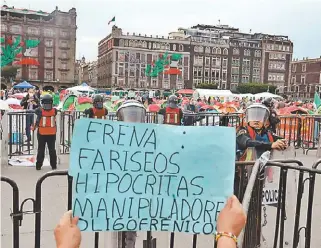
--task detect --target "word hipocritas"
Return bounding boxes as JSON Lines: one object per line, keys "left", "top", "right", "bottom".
{"left": 72, "top": 121, "right": 224, "bottom": 234}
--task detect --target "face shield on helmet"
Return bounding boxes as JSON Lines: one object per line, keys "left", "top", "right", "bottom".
{"left": 168, "top": 95, "right": 178, "bottom": 108}
{"left": 246, "top": 105, "right": 270, "bottom": 130}
{"left": 117, "top": 102, "right": 146, "bottom": 123}
{"left": 93, "top": 95, "right": 104, "bottom": 109}
{"left": 41, "top": 95, "right": 53, "bottom": 110}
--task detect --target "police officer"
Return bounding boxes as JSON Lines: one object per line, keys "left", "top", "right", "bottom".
{"left": 159, "top": 95, "right": 183, "bottom": 125}
{"left": 237, "top": 103, "right": 287, "bottom": 161}
{"left": 34, "top": 94, "right": 57, "bottom": 170}
{"left": 116, "top": 99, "right": 147, "bottom": 248}
{"left": 262, "top": 97, "right": 280, "bottom": 133}
{"left": 84, "top": 95, "right": 108, "bottom": 119}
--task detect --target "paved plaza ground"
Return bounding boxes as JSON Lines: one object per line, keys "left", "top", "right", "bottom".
{"left": 1, "top": 150, "right": 321, "bottom": 248}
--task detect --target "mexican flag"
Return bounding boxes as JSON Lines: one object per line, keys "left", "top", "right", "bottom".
{"left": 313, "top": 92, "right": 321, "bottom": 109}
{"left": 108, "top": 16, "right": 115, "bottom": 25}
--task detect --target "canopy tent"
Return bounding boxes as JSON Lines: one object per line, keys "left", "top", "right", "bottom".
{"left": 81, "top": 82, "right": 89, "bottom": 87}
{"left": 66, "top": 85, "right": 95, "bottom": 96}
{"left": 193, "top": 89, "right": 235, "bottom": 102}
{"left": 254, "top": 92, "right": 283, "bottom": 100}
{"left": 13, "top": 81, "right": 34, "bottom": 89}
{"left": 176, "top": 89, "right": 194, "bottom": 95}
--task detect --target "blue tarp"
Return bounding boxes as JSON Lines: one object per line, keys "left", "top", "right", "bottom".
{"left": 13, "top": 81, "right": 34, "bottom": 89}
{"left": 81, "top": 82, "right": 88, "bottom": 86}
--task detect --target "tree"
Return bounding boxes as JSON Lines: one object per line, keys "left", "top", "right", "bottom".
{"left": 196, "top": 83, "right": 218, "bottom": 89}
{"left": 236, "top": 83, "right": 276, "bottom": 94}
{"left": 1, "top": 66, "right": 18, "bottom": 83}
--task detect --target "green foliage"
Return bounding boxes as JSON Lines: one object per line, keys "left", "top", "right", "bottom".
{"left": 1, "top": 36, "right": 23, "bottom": 67}
{"left": 236, "top": 83, "right": 276, "bottom": 94}
{"left": 25, "top": 39, "right": 40, "bottom": 48}
{"left": 196, "top": 83, "right": 218, "bottom": 89}
{"left": 1, "top": 66, "right": 18, "bottom": 82}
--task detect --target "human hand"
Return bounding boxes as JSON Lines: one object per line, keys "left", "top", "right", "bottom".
{"left": 217, "top": 195, "right": 246, "bottom": 237}
{"left": 271, "top": 139, "right": 287, "bottom": 150}
{"left": 54, "top": 210, "right": 81, "bottom": 248}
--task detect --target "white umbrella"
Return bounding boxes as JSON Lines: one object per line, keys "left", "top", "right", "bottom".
{"left": 0, "top": 100, "right": 10, "bottom": 110}
{"left": 5, "top": 98, "right": 21, "bottom": 105}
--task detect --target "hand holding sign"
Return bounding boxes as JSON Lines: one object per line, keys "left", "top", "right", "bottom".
{"left": 69, "top": 119, "right": 236, "bottom": 234}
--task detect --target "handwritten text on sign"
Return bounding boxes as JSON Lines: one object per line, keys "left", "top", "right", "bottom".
{"left": 69, "top": 119, "right": 236, "bottom": 234}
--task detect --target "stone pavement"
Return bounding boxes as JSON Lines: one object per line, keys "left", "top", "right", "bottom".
{"left": 1, "top": 150, "right": 321, "bottom": 248}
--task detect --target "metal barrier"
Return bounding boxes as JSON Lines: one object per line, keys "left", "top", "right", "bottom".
{"left": 2, "top": 159, "right": 321, "bottom": 248}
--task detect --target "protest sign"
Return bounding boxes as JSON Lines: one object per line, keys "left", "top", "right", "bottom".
{"left": 69, "top": 118, "right": 236, "bottom": 234}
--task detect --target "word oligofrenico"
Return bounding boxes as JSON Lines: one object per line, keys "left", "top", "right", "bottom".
{"left": 69, "top": 119, "right": 236, "bottom": 234}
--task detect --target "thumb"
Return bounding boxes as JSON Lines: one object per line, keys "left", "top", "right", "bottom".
{"left": 225, "top": 196, "right": 233, "bottom": 208}
{"left": 71, "top": 216, "right": 79, "bottom": 225}
{"left": 230, "top": 195, "right": 241, "bottom": 208}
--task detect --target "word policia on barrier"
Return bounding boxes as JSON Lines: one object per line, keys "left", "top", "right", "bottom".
{"left": 69, "top": 118, "right": 236, "bottom": 233}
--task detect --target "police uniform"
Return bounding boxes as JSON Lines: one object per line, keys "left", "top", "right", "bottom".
{"left": 262, "top": 97, "right": 280, "bottom": 133}
{"left": 34, "top": 94, "right": 57, "bottom": 170}
{"left": 159, "top": 95, "right": 183, "bottom": 125}
{"left": 84, "top": 95, "right": 108, "bottom": 119}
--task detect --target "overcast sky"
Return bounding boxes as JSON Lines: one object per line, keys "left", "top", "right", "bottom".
{"left": 7, "top": 0, "right": 321, "bottom": 61}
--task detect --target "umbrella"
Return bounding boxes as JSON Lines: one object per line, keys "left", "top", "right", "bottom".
{"left": 200, "top": 105, "right": 214, "bottom": 111}
{"left": 148, "top": 104, "right": 160, "bottom": 112}
{"left": 5, "top": 98, "right": 21, "bottom": 105}
{"left": 13, "top": 81, "right": 34, "bottom": 89}
{"left": 12, "top": 93, "right": 27, "bottom": 100}
{"left": 9, "top": 104, "right": 23, "bottom": 110}
{"left": 0, "top": 100, "right": 10, "bottom": 110}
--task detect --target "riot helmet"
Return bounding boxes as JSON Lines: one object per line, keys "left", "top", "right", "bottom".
{"left": 245, "top": 103, "right": 270, "bottom": 130}
{"left": 262, "top": 97, "right": 274, "bottom": 109}
{"left": 168, "top": 95, "right": 178, "bottom": 108}
{"left": 93, "top": 95, "right": 104, "bottom": 109}
{"left": 116, "top": 100, "right": 146, "bottom": 123}
{"left": 41, "top": 94, "right": 53, "bottom": 110}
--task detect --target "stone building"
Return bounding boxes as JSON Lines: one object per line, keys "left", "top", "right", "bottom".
{"left": 290, "top": 57, "right": 321, "bottom": 98}
{"left": 1, "top": 5, "right": 77, "bottom": 90}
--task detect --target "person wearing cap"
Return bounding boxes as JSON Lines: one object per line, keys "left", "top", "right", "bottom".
{"left": 116, "top": 99, "right": 147, "bottom": 248}
{"left": 158, "top": 95, "right": 183, "bottom": 125}
{"left": 84, "top": 95, "right": 108, "bottom": 119}
{"left": 33, "top": 94, "right": 57, "bottom": 170}
{"left": 236, "top": 103, "right": 287, "bottom": 161}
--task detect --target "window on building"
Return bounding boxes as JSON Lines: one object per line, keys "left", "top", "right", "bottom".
{"left": 44, "top": 29, "right": 54, "bottom": 37}
{"left": 232, "top": 75, "right": 239, "bottom": 83}
{"left": 242, "top": 75, "right": 250, "bottom": 83}
{"left": 242, "top": 59, "right": 251, "bottom": 67}
{"left": 212, "top": 57, "right": 221, "bottom": 67}
{"left": 242, "top": 67, "right": 250, "bottom": 75}
{"left": 222, "top": 58, "right": 228, "bottom": 68}
{"left": 231, "top": 67, "right": 239, "bottom": 74}
{"left": 45, "top": 60, "right": 52, "bottom": 68}
{"left": 292, "top": 64, "right": 297, "bottom": 72}
{"left": 205, "top": 57, "right": 210, "bottom": 67}
{"left": 232, "top": 57, "right": 240, "bottom": 66}
{"left": 302, "top": 64, "right": 306, "bottom": 72}
{"left": 1, "top": 24, "right": 7, "bottom": 32}
{"left": 233, "top": 48, "right": 239, "bottom": 55}
{"left": 244, "top": 49, "right": 251, "bottom": 56}
{"left": 60, "top": 40, "right": 68, "bottom": 47}
{"left": 205, "top": 47, "right": 211, "bottom": 53}
{"left": 254, "top": 50, "right": 261, "bottom": 57}
{"left": 216, "top": 48, "right": 221, "bottom": 54}
{"left": 253, "top": 68, "right": 260, "bottom": 75}
{"left": 29, "top": 69, "right": 38, "bottom": 80}
{"left": 179, "top": 44, "right": 184, "bottom": 52}
{"left": 45, "top": 39, "right": 53, "bottom": 47}
{"left": 28, "top": 27, "right": 39, "bottom": 35}
{"left": 301, "top": 75, "right": 306, "bottom": 84}
{"left": 61, "top": 73, "right": 67, "bottom": 80}
{"left": 204, "top": 68, "right": 210, "bottom": 78}
{"left": 223, "top": 48, "right": 228, "bottom": 55}
{"left": 194, "top": 56, "right": 203, "bottom": 66}
{"left": 211, "top": 68, "right": 220, "bottom": 81}
{"left": 253, "top": 59, "right": 261, "bottom": 67}
{"left": 10, "top": 25, "right": 21, "bottom": 34}
{"left": 253, "top": 76, "right": 260, "bottom": 83}
{"left": 61, "top": 62, "right": 67, "bottom": 69}
{"left": 45, "top": 71, "right": 53, "bottom": 81}
{"left": 222, "top": 70, "right": 227, "bottom": 81}
{"left": 45, "top": 49, "right": 53, "bottom": 57}
{"left": 61, "top": 52, "right": 67, "bottom": 58}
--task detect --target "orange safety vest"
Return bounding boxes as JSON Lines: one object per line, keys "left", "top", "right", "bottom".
{"left": 239, "top": 126, "right": 274, "bottom": 161}
{"left": 164, "top": 107, "right": 180, "bottom": 125}
{"left": 38, "top": 109, "right": 56, "bottom": 135}
{"left": 92, "top": 108, "right": 107, "bottom": 119}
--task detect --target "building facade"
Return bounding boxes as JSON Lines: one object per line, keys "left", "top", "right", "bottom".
{"left": 97, "top": 24, "right": 293, "bottom": 91}
{"left": 1, "top": 5, "right": 77, "bottom": 90}
{"left": 98, "top": 26, "right": 191, "bottom": 90}
{"left": 289, "top": 57, "right": 321, "bottom": 98}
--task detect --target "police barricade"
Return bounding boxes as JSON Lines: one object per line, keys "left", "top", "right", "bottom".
{"left": 302, "top": 115, "right": 321, "bottom": 155}
{"left": 277, "top": 116, "right": 301, "bottom": 147}
{"left": 2, "top": 159, "right": 321, "bottom": 248}
{"left": 6, "top": 110, "right": 36, "bottom": 158}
